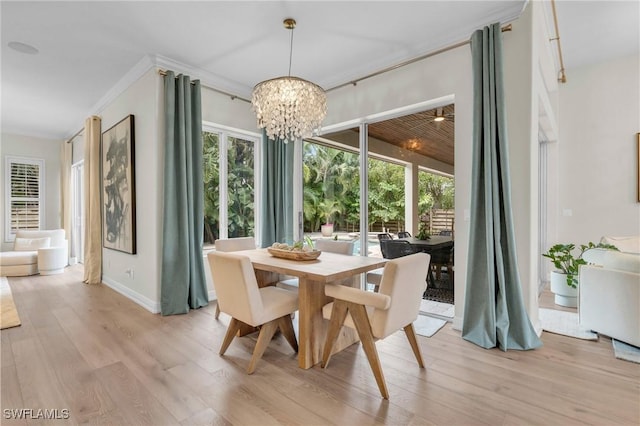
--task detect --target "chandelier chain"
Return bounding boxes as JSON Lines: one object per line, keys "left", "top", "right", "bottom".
{"left": 288, "top": 26, "right": 294, "bottom": 77}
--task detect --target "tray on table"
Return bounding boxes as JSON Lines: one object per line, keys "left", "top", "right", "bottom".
{"left": 267, "top": 248, "right": 322, "bottom": 261}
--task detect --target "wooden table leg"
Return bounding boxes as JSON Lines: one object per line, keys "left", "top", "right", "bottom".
{"left": 297, "top": 277, "right": 359, "bottom": 369}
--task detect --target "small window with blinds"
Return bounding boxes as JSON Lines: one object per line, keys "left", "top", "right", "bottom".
{"left": 5, "top": 156, "right": 45, "bottom": 241}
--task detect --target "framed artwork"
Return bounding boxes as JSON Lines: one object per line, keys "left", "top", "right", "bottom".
{"left": 102, "top": 115, "right": 136, "bottom": 254}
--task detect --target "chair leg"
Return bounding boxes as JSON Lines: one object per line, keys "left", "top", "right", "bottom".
{"left": 247, "top": 319, "right": 279, "bottom": 375}
{"left": 403, "top": 323, "right": 425, "bottom": 368}
{"left": 322, "top": 301, "right": 349, "bottom": 369}
{"left": 219, "top": 317, "right": 242, "bottom": 356}
{"left": 349, "top": 303, "right": 389, "bottom": 399}
{"left": 214, "top": 304, "right": 221, "bottom": 319}
{"left": 277, "top": 315, "right": 298, "bottom": 353}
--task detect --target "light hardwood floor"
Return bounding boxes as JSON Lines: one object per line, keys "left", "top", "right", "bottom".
{"left": 2, "top": 266, "right": 638, "bottom": 425}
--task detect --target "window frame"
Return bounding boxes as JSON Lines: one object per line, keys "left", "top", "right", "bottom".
{"left": 202, "top": 122, "right": 261, "bottom": 246}
{"left": 4, "top": 156, "right": 45, "bottom": 242}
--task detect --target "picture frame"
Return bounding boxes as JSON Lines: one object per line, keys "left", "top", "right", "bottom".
{"left": 101, "top": 115, "right": 136, "bottom": 254}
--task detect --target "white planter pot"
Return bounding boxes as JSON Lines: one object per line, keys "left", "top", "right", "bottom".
{"left": 321, "top": 224, "right": 334, "bottom": 237}
{"left": 550, "top": 271, "right": 578, "bottom": 308}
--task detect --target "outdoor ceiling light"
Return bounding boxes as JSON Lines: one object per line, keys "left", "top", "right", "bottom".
{"left": 251, "top": 18, "right": 327, "bottom": 143}
{"left": 433, "top": 108, "right": 446, "bottom": 122}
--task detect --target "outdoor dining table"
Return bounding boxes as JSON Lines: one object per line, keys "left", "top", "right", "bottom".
{"left": 399, "top": 235, "right": 454, "bottom": 252}
{"left": 235, "top": 248, "right": 387, "bottom": 369}
{"left": 399, "top": 236, "right": 454, "bottom": 286}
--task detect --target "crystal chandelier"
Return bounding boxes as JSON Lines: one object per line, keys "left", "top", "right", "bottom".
{"left": 252, "top": 18, "right": 327, "bottom": 142}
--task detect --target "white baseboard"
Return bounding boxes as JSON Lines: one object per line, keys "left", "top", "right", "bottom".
{"left": 102, "top": 276, "right": 216, "bottom": 314}
{"left": 101, "top": 276, "right": 160, "bottom": 314}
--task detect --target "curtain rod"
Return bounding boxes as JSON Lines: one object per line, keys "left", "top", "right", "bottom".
{"left": 158, "top": 23, "right": 512, "bottom": 102}
{"left": 549, "top": 0, "right": 567, "bottom": 83}
{"left": 157, "top": 69, "right": 252, "bottom": 103}
{"left": 65, "top": 127, "right": 84, "bottom": 144}
{"left": 326, "top": 24, "right": 512, "bottom": 92}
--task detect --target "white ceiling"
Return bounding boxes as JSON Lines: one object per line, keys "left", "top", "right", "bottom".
{"left": 1, "top": 1, "right": 638, "bottom": 140}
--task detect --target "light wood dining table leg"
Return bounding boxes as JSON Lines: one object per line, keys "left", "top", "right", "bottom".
{"left": 297, "top": 277, "right": 359, "bottom": 369}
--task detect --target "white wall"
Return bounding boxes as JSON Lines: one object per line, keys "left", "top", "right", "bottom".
{"left": 99, "top": 69, "right": 162, "bottom": 311}
{"left": 0, "top": 133, "right": 63, "bottom": 251}
{"left": 557, "top": 53, "right": 640, "bottom": 243}
{"left": 99, "top": 68, "right": 258, "bottom": 311}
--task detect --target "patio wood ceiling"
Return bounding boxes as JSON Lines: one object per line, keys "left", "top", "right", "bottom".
{"left": 366, "top": 104, "right": 455, "bottom": 166}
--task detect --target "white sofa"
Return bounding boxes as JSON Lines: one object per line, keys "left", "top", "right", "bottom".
{"left": 579, "top": 236, "right": 640, "bottom": 347}
{"left": 0, "top": 229, "right": 68, "bottom": 276}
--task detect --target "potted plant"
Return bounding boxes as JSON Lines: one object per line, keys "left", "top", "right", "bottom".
{"left": 542, "top": 242, "right": 618, "bottom": 307}
{"left": 319, "top": 199, "right": 340, "bottom": 237}
{"left": 416, "top": 223, "right": 431, "bottom": 240}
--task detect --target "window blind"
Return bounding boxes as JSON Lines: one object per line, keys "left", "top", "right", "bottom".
{"left": 9, "top": 161, "right": 41, "bottom": 232}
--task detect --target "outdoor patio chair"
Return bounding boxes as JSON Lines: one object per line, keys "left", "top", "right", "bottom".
{"left": 431, "top": 244, "right": 454, "bottom": 283}
{"left": 377, "top": 233, "right": 393, "bottom": 242}
{"left": 397, "top": 231, "right": 411, "bottom": 238}
{"left": 380, "top": 240, "right": 419, "bottom": 259}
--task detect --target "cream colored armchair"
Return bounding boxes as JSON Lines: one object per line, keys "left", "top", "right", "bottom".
{"left": 322, "top": 252, "right": 431, "bottom": 399}
{"left": 207, "top": 251, "right": 298, "bottom": 374}
{"left": 212, "top": 237, "right": 257, "bottom": 319}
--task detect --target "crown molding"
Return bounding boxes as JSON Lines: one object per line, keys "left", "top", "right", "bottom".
{"left": 65, "top": 53, "right": 253, "bottom": 139}
{"left": 89, "top": 55, "right": 156, "bottom": 118}
{"left": 154, "top": 54, "right": 251, "bottom": 100}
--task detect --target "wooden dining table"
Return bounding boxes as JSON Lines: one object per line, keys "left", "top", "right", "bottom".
{"left": 236, "top": 248, "right": 387, "bottom": 369}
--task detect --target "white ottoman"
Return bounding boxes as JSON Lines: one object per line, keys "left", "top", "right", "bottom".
{"left": 37, "top": 247, "right": 67, "bottom": 275}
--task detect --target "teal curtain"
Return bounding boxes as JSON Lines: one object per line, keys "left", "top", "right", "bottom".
{"left": 462, "top": 24, "right": 542, "bottom": 350}
{"left": 160, "top": 71, "right": 208, "bottom": 315}
{"left": 260, "top": 132, "right": 294, "bottom": 247}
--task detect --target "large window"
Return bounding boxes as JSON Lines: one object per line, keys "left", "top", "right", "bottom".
{"left": 203, "top": 126, "right": 259, "bottom": 246}
{"left": 302, "top": 142, "right": 360, "bottom": 235}
{"left": 5, "top": 156, "right": 45, "bottom": 241}
{"left": 418, "top": 169, "right": 454, "bottom": 235}
{"left": 368, "top": 157, "right": 406, "bottom": 234}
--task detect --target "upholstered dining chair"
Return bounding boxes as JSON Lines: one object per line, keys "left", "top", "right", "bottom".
{"left": 315, "top": 239, "right": 355, "bottom": 255}
{"left": 277, "top": 239, "right": 355, "bottom": 292}
{"left": 213, "top": 237, "right": 256, "bottom": 319}
{"left": 215, "top": 236, "right": 256, "bottom": 252}
{"left": 321, "top": 252, "right": 431, "bottom": 399}
{"left": 207, "top": 251, "right": 298, "bottom": 374}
